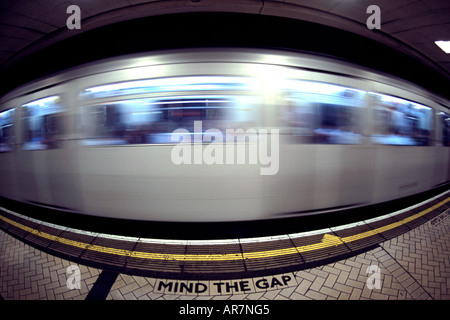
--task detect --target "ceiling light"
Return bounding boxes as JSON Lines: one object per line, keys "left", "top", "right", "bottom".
{"left": 435, "top": 40, "right": 450, "bottom": 54}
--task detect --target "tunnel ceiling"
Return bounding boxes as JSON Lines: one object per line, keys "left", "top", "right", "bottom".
{"left": 1, "top": 0, "right": 450, "bottom": 98}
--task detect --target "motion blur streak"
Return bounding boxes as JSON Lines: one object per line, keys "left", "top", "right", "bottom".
{"left": 0, "top": 48, "right": 449, "bottom": 222}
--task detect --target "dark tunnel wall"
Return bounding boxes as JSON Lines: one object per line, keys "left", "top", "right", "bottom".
{"left": 1, "top": 12, "right": 450, "bottom": 100}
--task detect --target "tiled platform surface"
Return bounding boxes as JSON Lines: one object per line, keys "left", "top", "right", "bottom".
{"left": 1, "top": 209, "right": 450, "bottom": 300}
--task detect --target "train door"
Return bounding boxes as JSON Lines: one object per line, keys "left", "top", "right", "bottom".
{"left": 0, "top": 102, "right": 19, "bottom": 201}
{"left": 368, "top": 86, "right": 437, "bottom": 202}
{"left": 263, "top": 72, "right": 373, "bottom": 216}
{"left": 440, "top": 110, "right": 450, "bottom": 182}
{"left": 15, "top": 85, "right": 82, "bottom": 212}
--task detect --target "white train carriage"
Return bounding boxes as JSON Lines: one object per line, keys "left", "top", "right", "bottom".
{"left": 0, "top": 48, "right": 449, "bottom": 221}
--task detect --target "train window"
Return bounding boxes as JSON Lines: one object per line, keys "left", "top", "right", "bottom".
{"left": 440, "top": 112, "right": 450, "bottom": 146}
{"left": 81, "top": 76, "right": 258, "bottom": 99}
{"left": 370, "top": 93, "right": 433, "bottom": 146}
{"left": 0, "top": 108, "right": 15, "bottom": 152}
{"left": 79, "top": 95, "right": 258, "bottom": 145}
{"left": 21, "top": 96, "right": 64, "bottom": 150}
{"left": 283, "top": 80, "right": 365, "bottom": 144}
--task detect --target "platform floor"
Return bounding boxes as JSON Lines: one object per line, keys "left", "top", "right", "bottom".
{"left": 1, "top": 206, "right": 449, "bottom": 300}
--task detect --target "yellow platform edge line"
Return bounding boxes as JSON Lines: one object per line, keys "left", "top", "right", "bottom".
{"left": 0, "top": 196, "right": 448, "bottom": 262}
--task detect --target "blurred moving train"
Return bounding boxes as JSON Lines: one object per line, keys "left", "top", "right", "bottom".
{"left": 0, "top": 48, "right": 449, "bottom": 222}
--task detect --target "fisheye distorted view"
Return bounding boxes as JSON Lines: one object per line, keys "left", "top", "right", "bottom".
{"left": 0, "top": 0, "right": 449, "bottom": 308}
